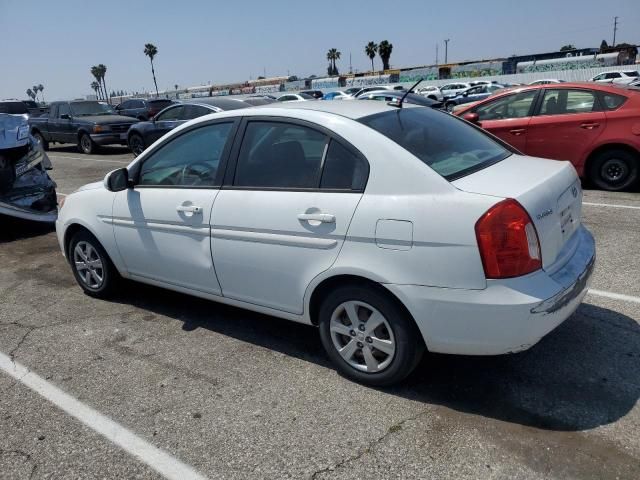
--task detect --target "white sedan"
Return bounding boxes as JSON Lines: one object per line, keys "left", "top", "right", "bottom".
{"left": 56, "top": 101, "right": 595, "bottom": 386}
{"left": 276, "top": 93, "right": 316, "bottom": 102}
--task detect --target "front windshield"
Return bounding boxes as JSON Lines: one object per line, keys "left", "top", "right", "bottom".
{"left": 359, "top": 107, "right": 512, "bottom": 181}
{"left": 69, "top": 101, "right": 115, "bottom": 116}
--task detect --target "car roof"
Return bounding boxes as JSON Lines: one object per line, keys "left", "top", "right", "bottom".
{"left": 257, "top": 98, "right": 404, "bottom": 119}
{"left": 184, "top": 97, "right": 250, "bottom": 110}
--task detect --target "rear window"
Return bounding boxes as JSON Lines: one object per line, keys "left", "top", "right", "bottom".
{"left": 149, "top": 100, "right": 174, "bottom": 108}
{"left": 599, "top": 92, "right": 627, "bottom": 110}
{"left": 359, "top": 107, "right": 511, "bottom": 181}
{"left": 0, "top": 102, "right": 29, "bottom": 114}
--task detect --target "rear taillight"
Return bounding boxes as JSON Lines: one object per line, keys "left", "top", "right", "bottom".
{"left": 475, "top": 199, "right": 542, "bottom": 279}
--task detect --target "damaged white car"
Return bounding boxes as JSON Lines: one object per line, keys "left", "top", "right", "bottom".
{"left": 0, "top": 113, "right": 57, "bottom": 222}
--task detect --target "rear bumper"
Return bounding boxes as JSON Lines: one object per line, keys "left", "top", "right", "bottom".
{"left": 0, "top": 201, "right": 57, "bottom": 222}
{"left": 386, "top": 226, "right": 595, "bottom": 355}
{"left": 90, "top": 133, "right": 128, "bottom": 146}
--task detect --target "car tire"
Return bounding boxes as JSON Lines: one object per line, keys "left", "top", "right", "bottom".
{"left": 78, "top": 133, "right": 97, "bottom": 154}
{"left": 589, "top": 149, "right": 638, "bottom": 191}
{"left": 128, "top": 133, "right": 146, "bottom": 157}
{"left": 32, "top": 131, "right": 49, "bottom": 150}
{"left": 445, "top": 102, "right": 456, "bottom": 112}
{"left": 137, "top": 116, "right": 148, "bottom": 121}
{"left": 68, "top": 230, "right": 119, "bottom": 298}
{"left": 318, "top": 284, "right": 424, "bottom": 387}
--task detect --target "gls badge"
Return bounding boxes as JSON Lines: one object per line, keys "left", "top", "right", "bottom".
{"left": 536, "top": 209, "right": 553, "bottom": 220}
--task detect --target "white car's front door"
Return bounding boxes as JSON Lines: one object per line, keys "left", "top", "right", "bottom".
{"left": 211, "top": 119, "right": 368, "bottom": 314}
{"left": 112, "top": 120, "right": 237, "bottom": 294}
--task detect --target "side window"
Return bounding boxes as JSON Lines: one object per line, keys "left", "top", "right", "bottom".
{"left": 474, "top": 90, "right": 537, "bottom": 121}
{"left": 320, "top": 140, "right": 368, "bottom": 191}
{"left": 599, "top": 92, "right": 627, "bottom": 110}
{"left": 593, "top": 74, "right": 604, "bottom": 81}
{"left": 58, "top": 103, "right": 70, "bottom": 117}
{"left": 132, "top": 100, "right": 145, "bottom": 108}
{"left": 120, "top": 101, "right": 131, "bottom": 109}
{"left": 138, "top": 123, "right": 233, "bottom": 187}
{"left": 539, "top": 89, "right": 596, "bottom": 115}
{"left": 183, "top": 105, "right": 212, "bottom": 119}
{"left": 155, "top": 106, "right": 184, "bottom": 121}
{"left": 234, "top": 121, "right": 327, "bottom": 189}
{"left": 606, "top": 72, "right": 621, "bottom": 79}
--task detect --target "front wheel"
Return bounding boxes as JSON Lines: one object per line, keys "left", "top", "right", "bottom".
{"left": 589, "top": 149, "right": 638, "bottom": 191}
{"left": 68, "top": 230, "right": 119, "bottom": 298}
{"left": 445, "top": 102, "right": 456, "bottom": 112}
{"left": 318, "top": 285, "right": 424, "bottom": 386}
{"left": 128, "top": 133, "right": 146, "bottom": 157}
{"left": 32, "top": 131, "right": 49, "bottom": 150}
{"left": 78, "top": 133, "right": 96, "bottom": 154}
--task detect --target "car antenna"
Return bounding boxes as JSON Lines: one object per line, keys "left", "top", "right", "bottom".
{"left": 395, "top": 78, "right": 423, "bottom": 109}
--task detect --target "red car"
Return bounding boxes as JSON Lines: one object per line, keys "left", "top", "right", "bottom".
{"left": 455, "top": 82, "right": 640, "bottom": 191}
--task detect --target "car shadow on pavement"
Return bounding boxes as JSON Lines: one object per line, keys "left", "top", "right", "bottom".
{"left": 0, "top": 215, "right": 55, "bottom": 243}
{"left": 110, "top": 282, "right": 639, "bottom": 432}
{"left": 47, "top": 144, "right": 131, "bottom": 156}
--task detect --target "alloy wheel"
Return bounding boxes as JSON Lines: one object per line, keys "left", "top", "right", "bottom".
{"left": 129, "top": 135, "right": 145, "bottom": 156}
{"left": 329, "top": 300, "right": 396, "bottom": 373}
{"left": 73, "top": 241, "right": 104, "bottom": 290}
{"left": 600, "top": 158, "right": 628, "bottom": 184}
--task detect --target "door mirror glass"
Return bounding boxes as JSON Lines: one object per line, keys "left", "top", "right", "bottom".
{"left": 105, "top": 168, "right": 130, "bottom": 192}
{"left": 463, "top": 112, "right": 480, "bottom": 123}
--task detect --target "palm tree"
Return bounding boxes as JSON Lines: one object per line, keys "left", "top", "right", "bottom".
{"left": 326, "top": 48, "right": 341, "bottom": 76}
{"left": 97, "top": 64, "right": 109, "bottom": 103}
{"left": 378, "top": 40, "right": 393, "bottom": 70}
{"left": 38, "top": 84, "right": 45, "bottom": 103}
{"left": 365, "top": 42, "right": 378, "bottom": 73}
{"left": 90, "top": 81, "right": 101, "bottom": 98}
{"left": 144, "top": 43, "right": 159, "bottom": 97}
{"left": 26, "top": 89, "right": 35, "bottom": 101}
{"left": 32, "top": 85, "right": 39, "bottom": 102}
{"left": 90, "top": 66, "right": 104, "bottom": 100}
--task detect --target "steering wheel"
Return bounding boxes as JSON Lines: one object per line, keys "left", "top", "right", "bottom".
{"left": 180, "top": 161, "right": 215, "bottom": 185}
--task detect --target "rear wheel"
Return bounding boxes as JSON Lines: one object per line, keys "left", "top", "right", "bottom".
{"left": 128, "top": 133, "right": 145, "bottom": 157}
{"left": 445, "top": 102, "right": 456, "bottom": 112}
{"left": 68, "top": 230, "right": 119, "bottom": 298}
{"left": 589, "top": 149, "right": 638, "bottom": 191}
{"left": 318, "top": 284, "right": 424, "bottom": 386}
{"left": 32, "top": 131, "right": 49, "bottom": 150}
{"left": 78, "top": 133, "right": 96, "bottom": 154}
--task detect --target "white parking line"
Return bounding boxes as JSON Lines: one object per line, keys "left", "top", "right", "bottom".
{"left": 0, "top": 352, "right": 207, "bottom": 480}
{"left": 49, "top": 155, "right": 130, "bottom": 164}
{"left": 583, "top": 202, "right": 640, "bottom": 211}
{"left": 588, "top": 289, "right": 640, "bottom": 305}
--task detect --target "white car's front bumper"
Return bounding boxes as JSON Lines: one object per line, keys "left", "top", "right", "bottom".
{"left": 386, "top": 226, "right": 595, "bottom": 355}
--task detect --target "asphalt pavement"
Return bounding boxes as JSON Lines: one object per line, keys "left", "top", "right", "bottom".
{"left": 1, "top": 144, "right": 639, "bottom": 479}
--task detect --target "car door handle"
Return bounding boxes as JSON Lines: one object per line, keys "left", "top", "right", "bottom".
{"left": 580, "top": 123, "right": 600, "bottom": 130}
{"left": 297, "top": 213, "right": 335, "bottom": 223}
{"left": 176, "top": 205, "right": 202, "bottom": 214}
{"left": 509, "top": 128, "right": 526, "bottom": 135}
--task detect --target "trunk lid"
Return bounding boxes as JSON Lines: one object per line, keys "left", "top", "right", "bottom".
{"left": 453, "top": 155, "right": 582, "bottom": 271}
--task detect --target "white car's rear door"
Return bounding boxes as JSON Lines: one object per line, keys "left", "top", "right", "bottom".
{"left": 211, "top": 118, "right": 368, "bottom": 314}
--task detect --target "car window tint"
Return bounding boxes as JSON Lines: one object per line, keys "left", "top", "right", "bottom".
{"left": 540, "top": 89, "right": 596, "bottom": 115}
{"left": 599, "top": 92, "right": 627, "bottom": 110}
{"left": 156, "top": 106, "right": 184, "bottom": 121}
{"left": 234, "top": 121, "right": 327, "bottom": 189}
{"left": 474, "top": 90, "right": 537, "bottom": 121}
{"left": 320, "top": 140, "right": 367, "bottom": 190}
{"left": 58, "top": 103, "right": 70, "bottom": 117}
{"left": 139, "top": 123, "right": 232, "bottom": 187}
{"left": 183, "top": 105, "right": 212, "bottom": 119}
{"left": 359, "top": 108, "right": 511, "bottom": 181}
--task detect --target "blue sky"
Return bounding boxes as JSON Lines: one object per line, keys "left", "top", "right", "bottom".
{"left": 1, "top": 0, "right": 638, "bottom": 100}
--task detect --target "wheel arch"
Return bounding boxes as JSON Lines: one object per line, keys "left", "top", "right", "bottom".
{"left": 307, "top": 273, "right": 419, "bottom": 334}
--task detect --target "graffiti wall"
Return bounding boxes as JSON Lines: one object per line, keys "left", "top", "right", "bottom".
{"left": 255, "top": 84, "right": 282, "bottom": 94}
{"left": 311, "top": 77, "right": 340, "bottom": 89}
{"left": 399, "top": 67, "right": 438, "bottom": 82}
{"left": 451, "top": 61, "right": 502, "bottom": 78}
{"left": 284, "top": 80, "right": 307, "bottom": 91}
{"left": 345, "top": 74, "right": 398, "bottom": 87}
{"left": 517, "top": 53, "right": 620, "bottom": 73}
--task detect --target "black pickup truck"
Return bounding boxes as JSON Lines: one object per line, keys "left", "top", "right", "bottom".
{"left": 29, "top": 101, "right": 139, "bottom": 154}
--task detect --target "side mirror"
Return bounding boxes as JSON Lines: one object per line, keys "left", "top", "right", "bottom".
{"left": 104, "top": 167, "right": 130, "bottom": 192}
{"left": 462, "top": 92, "right": 469, "bottom": 97}
{"left": 60, "top": 114, "right": 71, "bottom": 120}
{"left": 463, "top": 112, "right": 480, "bottom": 123}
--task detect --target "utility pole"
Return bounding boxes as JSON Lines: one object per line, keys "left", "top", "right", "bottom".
{"left": 436, "top": 43, "right": 439, "bottom": 65}
{"left": 612, "top": 16, "right": 619, "bottom": 47}
{"left": 349, "top": 52, "right": 353, "bottom": 74}
{"left": 444, "top": 39, "right": 450, "bottom": 64}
